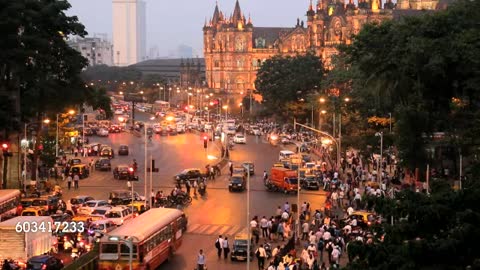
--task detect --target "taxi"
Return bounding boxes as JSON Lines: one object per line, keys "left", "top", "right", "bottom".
{"left": 348, "top": 211, "right": 380, "bottom": 227}
{"left": 21, "top": 207, "right": 48, "bottom": 216}
{"left": 365, "top": 181, "right": 380, "bottom": 189}
{"left": 20, "top": 197, "right": 35, "bottom": 208}
{"left": 70, "top": 164, "right": 89, "bottom": 179}
{"left": 231, "top": 231, "right": 254, "bottom": 261}
{"left": 72, "top": 213, "right": 92, "bottom": 223}
{"left": 127, "top": 201, "right": 148, "bottom": 215}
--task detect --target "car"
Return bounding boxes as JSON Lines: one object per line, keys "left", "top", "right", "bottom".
{"left": 31, "top": 196, "right": 59, "bottom": 214}
{"left": 174, "top": 168, "right": 203, "bottom": 182}
{"left": 50, "top": 213, "right": 72, "bottom": 223}
{"left": 105, "top": 206, "right": 134, "bottom": 226}
{"left": 233, "top": 134, "right": 247, "bottom": 144}
{"left": 113, "top": 165, "right": 135, "bottom": 180}
{"left": 342, "top": 211, "right": 381, "bottom": 229}
{"left": 154, "top": 125, "right": 162, "bottom": 134}
{"left": 70, "top": 196, "right": 95, "bottom": 209}
{"left": 21, "top": 207, "right": 48, "bottom": 216}
{"left": 232, "top": 166, "right": 247, "bottom": 176}
{"left": 241, "top": 161, "right": 255, "bottom": 175}
{"left": 87, "top": 220, "right": 117, "bottom": 236}
{"left": 97, "top": 128, "right": 109, "bottom": 137}
{"left": 95, "top": 157, "right": 112, "bottom": 171}
{"left": 108, "top": 190, "right": 145, "bottom": 205}
{"left": 114, "top": 109, "right": 124, "bottom": 115}
{"left": 118, "top": 144, "right": 129, "bottom": 156}
{"left": 69, "top": 164, "right": 89, "bottom": 178}
{"left": 77, "top": 200, "right": 110, "bottom": 215}
{"left": 229, "top": 174, "right": 246, "bottom": 192}
{"left": 230, "top": 232, "right": 254, "bottom": 261}
{"left": 301, "top": 175, "right": 320, "bottom": 190}
{"left": 108, "top": 125, "right": 121, "bottom": 133}
{"left": 68, "top": 158, "right": 82, "bottom": 166}
{"left": 89, "top": 206, "right": 113, "bottom": 222}
{"left": 100, "top": 147, "right": 114, "bottom": 159}
{"left": 26, "top": 255, "right": 64, "bottom": 270}
{"left": 146, "top": 127, "right": 154, "bottom": 136}
{"left": 20, "top": 197, "right": 35, "bottom": 208}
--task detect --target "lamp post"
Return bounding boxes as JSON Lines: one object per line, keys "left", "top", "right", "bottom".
{"left": 239, "top": 103, "right": 244, "bottom": 118}
{"left": 388, "top": 113, "right": 392, "bottom": 134}
{"left": 246, "top": 168, "right": 251, "bottom": 270}
{"left": 375, "top": 132, "right": 383, "bottom": 182}
{"left": 222, "top": 105, "right": 228, "bottom": 121}
{"left": 318, "top": 98, "right": 326, "bottom": 129}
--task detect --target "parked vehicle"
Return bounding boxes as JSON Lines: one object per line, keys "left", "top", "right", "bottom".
{"left": 95, "top": 158, "right": 112, "bottom": 171}
{"left": 26, "top": 255, "right": 63, "bottom": 270}
{"left": 118, "top": 145, "right": 129, "bottom": 156}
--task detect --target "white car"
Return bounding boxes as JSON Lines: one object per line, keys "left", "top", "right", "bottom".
{"left": 97, "top": 128, "right": 109, "bottom": 137}
{"left": 114, "top": 109, "right": 124, "bottom": 115}
{"left": 77, "top": 200, "right": 110, "bottom": 215}
{"left": 233, "top": 134, "right": 246, "bottom": 144}
{"left": 89, "top": 206, "right": 113, "bottom": 220}
{"left": 105, "top": 206, "right": 134, "bottom": 226}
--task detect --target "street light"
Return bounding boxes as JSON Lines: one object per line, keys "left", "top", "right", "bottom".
{"left": 375, "top": 132, "right": 383, "bottom": 182}
{"left": 239, "top": 103, "right": 243, "bottom": 118}
{"left": 222, "top": 105, "right": 228, "bottom": 121}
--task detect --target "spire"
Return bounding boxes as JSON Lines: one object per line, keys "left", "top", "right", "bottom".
{"left": 212, "top": 2, "right": 220, "bottom": 25}
{"left": 307, "top": 0, "right": 315, "bottom": 16}
{"left": 247, "top": 13, "right": 252, "bottom": 25}
{"left": 232, "top": 0, "right": 243, "bottom": 25}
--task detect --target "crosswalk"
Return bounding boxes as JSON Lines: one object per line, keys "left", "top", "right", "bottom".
{"left": 186, "top": 223, "right": 247, "bottom": 236}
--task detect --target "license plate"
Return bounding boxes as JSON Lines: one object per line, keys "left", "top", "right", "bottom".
{"left": 237, "top": 184, "right": 242, "bottom": 187}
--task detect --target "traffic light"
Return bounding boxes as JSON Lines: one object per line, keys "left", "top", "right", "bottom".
{"left": 213, "top": 99, "right": 219, "bottom": 105}
{"left": 203, "top": 136, "right": 208, "bottom": 149}
{"left": 1, "top": 143, "right": 12, "bottom": 157}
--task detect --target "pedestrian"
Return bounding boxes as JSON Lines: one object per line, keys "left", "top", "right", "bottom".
{"left": 196, "top": 249, "right": 206, "bottom": 270}
{"left": 222, "top": 236, "right": 230, "bottom": 259}
{"left": 74, "top": 148, "right": 78, "bottom": 157}
{"left": 210, "top": 166, "right": 215, "bottom": 180}
{"left": 229, "top": 165, "right": 233, "bottom": 177}
{"left": 193, "top": 179, "right": 198, "bottom": 196}
{"left": 150, "top": 189, "right": 155, "bottom": 206}
{"left": 302, "top": 221, "right": 309, "bottom": 240}
{"left": 255, "top": 244, "right": 267, "bottom": 270}
{"left": 66, "top": 175, "right": 72, "bottom": 190}
{"left": 215, "top": 235, "right": 223, "bottom": 258}
{"left": 73, "top": 174, "right": 80, "bottom": 189}
{"left": 260, "top": 216, "right": 269, "bottom": 238}
{"left": 185, "top": 180, "right": 191, "bottom": 195}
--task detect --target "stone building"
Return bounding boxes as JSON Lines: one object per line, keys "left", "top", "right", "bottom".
{"left": 68, "top": 35, "right": 114, "bottom": 66}
{"left": 203, "top": 0, "right": 442, "bottom": 93}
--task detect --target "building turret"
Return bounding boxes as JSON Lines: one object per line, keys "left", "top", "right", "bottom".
{"left": 211, "top": 2, "right": 220, "bottom": 25}
{"left": 346, "top": 0, "right": 356, "bottom": 10}
{"left": 384, "top": 0, "right": 395, "bottom": 9}
{"left": 232, "top": 0, "right": 243, "bottom": 26}
{"left": 307, "top": 0, "right": 316, "bottom": 18}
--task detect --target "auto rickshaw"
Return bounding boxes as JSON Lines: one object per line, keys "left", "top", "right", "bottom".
{"left": 70, "top": 164, "right": 90, "bottom": 179}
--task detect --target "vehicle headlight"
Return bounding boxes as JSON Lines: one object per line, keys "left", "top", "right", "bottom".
{"left": 176, "top": 176, "right": 180, "bottom": 179}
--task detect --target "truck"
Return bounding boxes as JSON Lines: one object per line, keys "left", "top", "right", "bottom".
{"left": 0, "top": 216, "right": 55, "bottom": 264}
{"left": 265, "top": 167, "right": 299, "bottom": 194}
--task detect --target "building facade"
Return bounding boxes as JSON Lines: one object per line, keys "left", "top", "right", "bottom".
{"left": 68, "top": 35, "right": 114, "bottom": 66}
{"left": 112, "top": 0, "right": 146, "bottom": 66}
{"left": 203, "top": 0, "right": 442, "bottom": 93}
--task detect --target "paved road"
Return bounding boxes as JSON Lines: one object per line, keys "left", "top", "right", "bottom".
{"left": 61, "top": 118, "right": 327, "bottom": 270}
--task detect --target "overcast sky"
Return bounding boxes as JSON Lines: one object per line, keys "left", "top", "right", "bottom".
{"left": 66, "top": 0, "right": 310, "bottom": 57}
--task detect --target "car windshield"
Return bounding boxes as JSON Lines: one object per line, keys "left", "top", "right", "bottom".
{"left": 52, "top": 215, "right": 65, "bottom": 222}
{"left": 118, "top": 167, "right": 129, "bottom": 172}
{"left": 90, "top": 224, "right": 105, "bottom": 230}
{"left": 21, "top": 201, "right": 32, "bottom": 207}
{"left": 86, "top": 202, "right": 98, "bottom": 207}
{"left": 91, "top": 209, "right": 107, "bottom": 215}
{"left": 231, "top": 177, "right": 243, "bottom": 183}
{"left": 107, "top": 211, "right": 121, "bottom": 218}
{"left": 27, "top": 262, "right": 44, "bottom": 268}
{"left": 236, "top": 135, "right": 244, "bottom": 138}
{"left": 32, "top": 200, "right": 47, "bottom": 206}
{"left": 22, "top": 211, "right": 36, "bottom": 216}
{"left": 234, "top": 239, "right": 248, "bottom": 246}
{"left": 286, "top": 178, "right": 298, "bottom": 184}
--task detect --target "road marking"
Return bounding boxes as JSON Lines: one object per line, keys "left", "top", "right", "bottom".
{"left": 205, "top": 225, "right": 221, "bottom": 235}
{"left": 186, "top": 223, "right": 201, "bottom": 233}
{"left": 193, "top": 224, "right": 212, "bottom": 234}
{"left": 186, "top": 224, "right": 246, "bottom": 236}
{"left": 223, "top": 225, "right": 242, "bottom": 236}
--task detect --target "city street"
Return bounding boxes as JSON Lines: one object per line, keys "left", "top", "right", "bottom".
{"left": 61, "top": 114, "right": 327, "bottom": 270}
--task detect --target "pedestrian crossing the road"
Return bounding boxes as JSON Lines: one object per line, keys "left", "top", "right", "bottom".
{"left": 186, "top": 223, "right": 246, "bottom": 236}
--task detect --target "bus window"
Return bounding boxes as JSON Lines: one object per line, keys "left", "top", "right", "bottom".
{"left": 101, "top": 243, "right": 118, "bottom": 254}
{"left": 120, "top": 244, "right": 137, "bottom": 259}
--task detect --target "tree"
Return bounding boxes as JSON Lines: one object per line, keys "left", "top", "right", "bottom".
{"left": 340, "top": 0, "right": 480, "bottom": 171}
{"left": 255, "top": 53, "right": 325, "bottom": 120}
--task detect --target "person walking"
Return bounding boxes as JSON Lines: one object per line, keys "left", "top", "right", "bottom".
{"left": 196, "top": 249, "right": 206, "bottom": 270}
{"left": 215, "top": 235, "right": 223, "bottom": 258}
{"left": 222, "top": 236, "right": 230, "bottom": 259}
{"left": 185, "top": 180, "right": 191, "bottom": 195}
{"left": 66, "top": 175, "right": 72, "bottom": 190}
{"left": 255, "top": 244, "right": 267, "bottom": 270}
{"left": 73, "top": 174, "right": 80, "bottom": 189}
{"left": 260, "top": 216, "right": 269, "bottom": 239}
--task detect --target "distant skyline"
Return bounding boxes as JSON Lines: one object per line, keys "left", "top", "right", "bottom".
{"left": 66, "top": 0, "right": 310, "bottom": 58}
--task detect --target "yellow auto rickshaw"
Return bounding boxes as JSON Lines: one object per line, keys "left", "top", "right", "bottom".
{"left": 70, "top": 164, "right": 90, "bottom": 179}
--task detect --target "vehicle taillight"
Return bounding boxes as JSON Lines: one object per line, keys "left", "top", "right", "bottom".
{"left": 41, "top": 264, "right": 47, "bottom": 270}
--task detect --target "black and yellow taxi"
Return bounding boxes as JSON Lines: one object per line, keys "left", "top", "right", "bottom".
{"left": 21, "top": 206, "right": 48, "bottom": 216}
{"left": 99, "top": 146, "right": 114, "bottom": 159}
{"left": 70, "top": 164, "right": 89, "bottom": 179}
{"left": 127, "top": 201, "right": 148, "bottom": 215}
{"left": 347, "top": 211, "right": 380, "bottom": 228}
{"left": 231, "top": 231, "right": 254, "bottom": 261}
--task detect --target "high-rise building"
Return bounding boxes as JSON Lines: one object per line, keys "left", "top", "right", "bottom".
{"left": 68, "top": 34, "right": 114, "bottom": 66}
{"left": 112, "top": 0, "right": 146, "bottom": 66}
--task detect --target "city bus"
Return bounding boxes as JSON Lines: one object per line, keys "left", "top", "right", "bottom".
{"left": 0, "top": 189, "right": 21, "bottom": 221}
{"left": 98, "top": 208, "right": 187, "bottom": 270}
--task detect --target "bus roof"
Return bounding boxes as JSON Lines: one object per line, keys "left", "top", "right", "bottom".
{"left": 101, "top": 208, "right": 184, "bottom": 243}
{"left": 0, "top": 189, "right": 21, "bottom": 202}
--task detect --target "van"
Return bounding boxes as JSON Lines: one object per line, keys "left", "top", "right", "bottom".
{"left": 279, "top": 150, "right": 295, "bottom": 161}
{"left": 105, "top": 206, "right": 133, "bottom": 226}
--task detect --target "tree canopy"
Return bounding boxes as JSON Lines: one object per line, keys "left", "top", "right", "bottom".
{"left": 255, "top": 53, "right": 325, "bottom": 120}
{"left": 0, "top": 0, "right": 110, "bottom": 134}
{"left": 339, "top": 0, "right": 480, "bottom": 170}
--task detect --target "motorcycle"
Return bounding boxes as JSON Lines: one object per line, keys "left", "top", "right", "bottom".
{"left": 264, "top": 242, "right": 273, "bottom": 259}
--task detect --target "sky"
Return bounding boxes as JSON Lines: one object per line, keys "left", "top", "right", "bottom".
{"left": 66, "top": 0, "right": 310, "bottom": 58}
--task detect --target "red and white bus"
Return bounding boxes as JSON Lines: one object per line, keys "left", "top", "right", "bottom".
{"left": 0, "top": 189, "right": 21, "bottom": 221}
{"left": 98, "top": 208, "right": 187, "bottom": 270}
